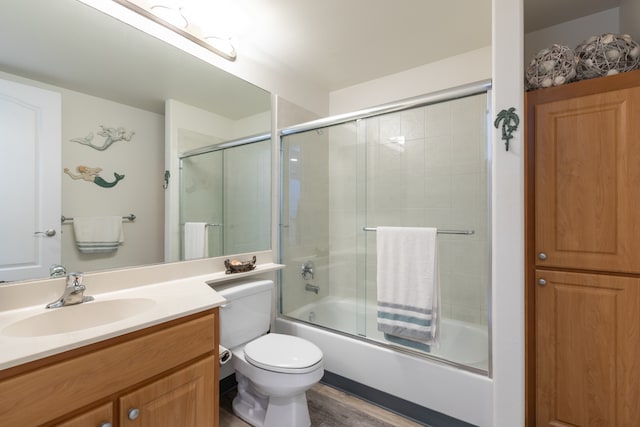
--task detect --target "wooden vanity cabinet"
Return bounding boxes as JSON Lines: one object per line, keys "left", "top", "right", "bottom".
{"left": 526, "top": 70, "right": 640, "bottom": 426}
{"left": 0, "top": 308, "right": 219, "bottom": 427}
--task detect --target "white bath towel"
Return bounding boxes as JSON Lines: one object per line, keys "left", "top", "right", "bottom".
{"left": 376, "top": 226, "right": 440, "bottom": 348}
{"left": 184, "top": 222, "right": 208, "bottom": 260}
{"left": 73, "top": 216, "right": 124, "bottom": 253}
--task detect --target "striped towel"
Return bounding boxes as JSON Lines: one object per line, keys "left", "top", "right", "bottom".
{"left": 73, "top": 216, "right": 124, "bottom": 253}
{"left": 376, "top": 227, "right": 440, "bottom": 348}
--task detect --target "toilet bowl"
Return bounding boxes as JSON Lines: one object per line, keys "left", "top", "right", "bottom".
{"left": 216, "top": 280, "right": 324, "bottom": 427}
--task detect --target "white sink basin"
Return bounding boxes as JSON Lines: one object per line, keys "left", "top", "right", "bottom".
{"left": 2, "top": 298, "right": 156, "bottom": 337}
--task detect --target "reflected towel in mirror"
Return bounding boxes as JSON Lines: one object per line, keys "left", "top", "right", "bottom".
{"left": 73, "top": 216, "right": 124, "bottom": 253}
{"left": 184, "top": 222, "right": 208, "bottom": 260}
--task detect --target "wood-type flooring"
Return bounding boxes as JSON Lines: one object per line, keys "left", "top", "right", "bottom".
{"left": 220, "top": 382, "right": 424, "bottom": 427}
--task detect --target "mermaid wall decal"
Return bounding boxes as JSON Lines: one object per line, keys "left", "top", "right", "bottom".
{"left": 64, "top": 165, "right": 125, "bottom": 188}
{"left": 70, "top": 125, "right": 135, "bottom": 151}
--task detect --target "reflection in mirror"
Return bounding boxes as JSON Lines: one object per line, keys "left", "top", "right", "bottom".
{"left": 180, "top": 136, "right": 271, "bottom": 260}
{"left": 0, "top": 0, "right": 271, "bottom": 283}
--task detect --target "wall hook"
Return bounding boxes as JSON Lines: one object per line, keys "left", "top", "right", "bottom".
{"left": 163, "top": 170, "right": 171, "bottom": 189}
{"left": 494, "top": 107, "right": 520, "bottom": 151}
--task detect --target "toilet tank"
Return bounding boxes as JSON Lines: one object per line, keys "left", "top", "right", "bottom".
{"left": 214, "top": 279, "right": 274, "bottom": 350}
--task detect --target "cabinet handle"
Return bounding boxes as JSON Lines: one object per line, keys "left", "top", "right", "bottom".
{"left": 100, "top": 423, "right": 113, "bottom": 427}
{"left": 128, "top": 408, "right": 140, "bottom": 421}
{"left": 538, "top": 252, "right": 547, "bottom": 260}
{"left": 538, "top": 278, "right": 547, "bottom": 286}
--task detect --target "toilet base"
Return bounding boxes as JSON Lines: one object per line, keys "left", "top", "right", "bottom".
{"left": 232, "top": 372, "right": 311, "bottom": 427}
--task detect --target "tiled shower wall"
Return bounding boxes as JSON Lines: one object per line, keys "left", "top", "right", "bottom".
{"left": 329, "top": 93, "right": 490, "bottom": 325}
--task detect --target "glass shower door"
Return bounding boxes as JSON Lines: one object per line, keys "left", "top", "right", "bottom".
{"left": 180, "top": 151, "right": 224, "bottom": 258}
{"left": 280, "top": 122, "right": 366, "bottom": 335}
{"left": 180, "top": 139, "right": 272, "bottom": 259}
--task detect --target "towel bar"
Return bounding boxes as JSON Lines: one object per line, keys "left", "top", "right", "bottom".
{"left": 363, "top": 227, "right": 474, "bottom": 235}
{"left": 61, "top": 214, "right": 136, "bottom": 223}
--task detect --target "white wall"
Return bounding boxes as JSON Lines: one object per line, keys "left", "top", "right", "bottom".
{"left": 492, "top": 0, "right": 524, "bottom": 425}
{"left": 329, "top": 46, "right": 492, "bottom": 115}
{"left": 620, "top": 0, "right": 640, "bottom": 41}
{"left": 524, "top": 8, "right": 620, "bottom": 67}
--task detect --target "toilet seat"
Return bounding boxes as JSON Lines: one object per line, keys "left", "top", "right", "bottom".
{"left": 244, "top": 333, "right": 323, "bottom": 374}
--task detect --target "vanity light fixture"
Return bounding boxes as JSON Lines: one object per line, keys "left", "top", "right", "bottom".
{"left": 149, "top": 5, "right": 188, "bottom": 28}
{"left": 112, "top": 0, "right": 237, "bottom": 61}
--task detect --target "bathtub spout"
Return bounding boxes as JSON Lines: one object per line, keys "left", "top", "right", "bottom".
{"left": 305, "top": 283, "right": 319, "bottom": 294}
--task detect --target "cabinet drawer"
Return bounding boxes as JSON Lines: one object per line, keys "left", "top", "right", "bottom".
{"left": 54, "top": 402, "right": 113, "bottom": 427}
{"left": 0, "top": 311, "right": 215, "bottom": 426}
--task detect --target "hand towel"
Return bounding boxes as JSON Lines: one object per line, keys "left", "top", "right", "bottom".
{"left": 184, "top": 222, "right": 208, "bottom": 260}
{"left": 73, "top": 216, "right": 124, "bottom": 253}
{"left": 376, "top": 226, "right": 440, "bottom": 349}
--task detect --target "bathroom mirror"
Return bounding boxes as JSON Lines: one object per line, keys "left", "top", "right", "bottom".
{"left": 0, "top": 0, "right": 271, "bottom": 282}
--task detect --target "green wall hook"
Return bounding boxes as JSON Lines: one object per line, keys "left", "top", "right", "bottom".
{"left": 494, "top": 107, "right": 520, "bottom": 151}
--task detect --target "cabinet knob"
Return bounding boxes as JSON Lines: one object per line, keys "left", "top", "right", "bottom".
{"left": 538, "top": 252, "right": 547, "bottom": 260}
{"left": 128, "top": 408, "right": 140, "bottom": 421}
{"left": 100, "top": 423, "right": 112, "bottom": 427}
{"left": 538, "top": 278, "right": 547, "bottom": 286}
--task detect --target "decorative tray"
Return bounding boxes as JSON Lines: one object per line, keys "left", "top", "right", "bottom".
{"left": 224, "top": 256, "right": 257, "bottom": 274}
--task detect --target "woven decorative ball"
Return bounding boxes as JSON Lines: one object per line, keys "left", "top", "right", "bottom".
{"left": 575, "top": 33, "right": 640, "bottom": 80}
{"left": 525, "top": 44, "right": 578, "bottom": 90}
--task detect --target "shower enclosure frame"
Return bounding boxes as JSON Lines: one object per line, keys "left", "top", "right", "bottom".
{"left": 278, "top": 79, "right": 494, "bottom": 376}
{"left": 179, "top": 132, "right": 271, "bottom": 259}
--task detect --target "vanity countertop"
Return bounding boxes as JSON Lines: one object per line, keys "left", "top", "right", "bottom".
{"left": 0, "top": 252, "right": 284, "bottom": 371}
{"left": 0, "top": 277, "right": 225, "bottom": 371}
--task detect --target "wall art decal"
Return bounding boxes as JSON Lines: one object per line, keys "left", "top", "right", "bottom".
{"left": 70, "top": 125, "right": 135, "bottom": 151}
{"left": 64, "top": 165, "right": 125, "bottom": 188}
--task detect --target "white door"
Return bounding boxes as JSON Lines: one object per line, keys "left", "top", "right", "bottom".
{"left": 0, "top": 78, "right": 61, "bottom": 282}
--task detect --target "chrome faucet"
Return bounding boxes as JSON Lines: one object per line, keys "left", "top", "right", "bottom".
{"left": 49, "top": 264, "right": 67, "bottom": 278}
{"left": 46, "top": 272, "right": 94, "bottom": 309}
{"left": 305, "top": 283, "right": 319, "bottom": 294}
{"left": 301, "top": 261, "right": 315, "bottom": 280}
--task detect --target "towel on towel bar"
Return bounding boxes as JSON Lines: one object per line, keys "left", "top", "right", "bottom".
{"left": 184, "top": 222, "right": 209, "bottom": 260}
{"left": 376, "top": 226, "right": 440, "bottom": 348}
{"left": 73, "top": 216, "right": 124, "bottom": 253}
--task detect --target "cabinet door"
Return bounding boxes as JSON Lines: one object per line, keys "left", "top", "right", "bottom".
{"left": 535, "top": 270, "right": 640, "bottom": 426}
{"left": 120, "top": 357, "right": 215, "bottom": 427}
{"left": 534, "top": 85, "right": 640, "bottom": 273}
{"left": 55, "top": 403, "right": 113, "bottom": 427}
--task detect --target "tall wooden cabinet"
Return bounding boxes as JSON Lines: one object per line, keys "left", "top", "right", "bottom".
{"left": 526, "top": 70, "right": 640, "bottom": 427}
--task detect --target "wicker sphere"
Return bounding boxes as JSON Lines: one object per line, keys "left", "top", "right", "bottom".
{"left": 525, "top": 44, "right": 578, "bottom": 90}
{"left": 575, "top": 33, "right": 640, "bottom": 80}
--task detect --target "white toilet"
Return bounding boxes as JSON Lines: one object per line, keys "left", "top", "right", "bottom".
{"left": 217, "top": 279, "right": 324, "bottom": 427}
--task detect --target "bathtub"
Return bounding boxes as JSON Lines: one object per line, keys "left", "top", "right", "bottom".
{"left": 287, "top": 296, "right": 488, "bottom": 369}
{"left": 276, "top": 296, "right": 493, "bottom": 426}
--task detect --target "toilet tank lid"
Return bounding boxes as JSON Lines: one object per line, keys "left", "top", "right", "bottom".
{"left": 212, "top": 279, "right": 273, "bottom": 299}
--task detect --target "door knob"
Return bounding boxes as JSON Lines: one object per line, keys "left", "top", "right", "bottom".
{"left": 538, "top": 252, "right": 547, "bottom": 260}
{"left": 100, "top": 423, "right": 113, "bottom": 427}
{"left": 34, "top": 229, "right": 56, "bottom": 237}
{"left": 537, "top": 278, "right": 547, "bottom": 286}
